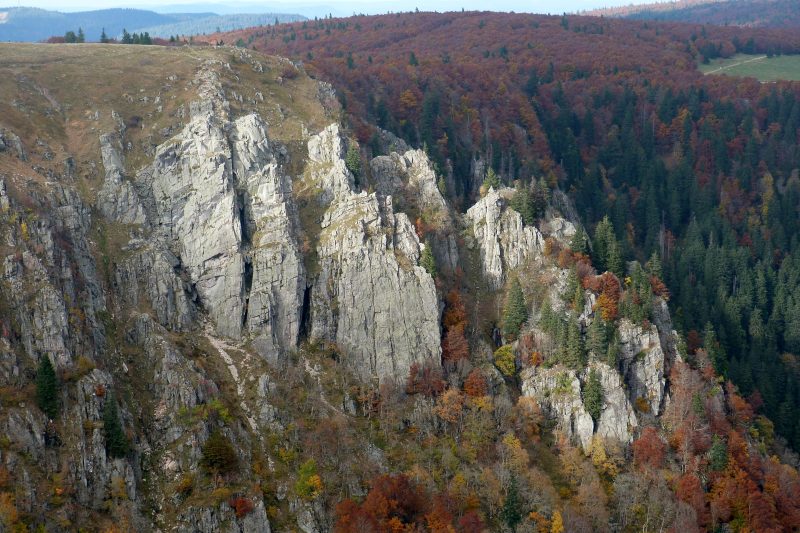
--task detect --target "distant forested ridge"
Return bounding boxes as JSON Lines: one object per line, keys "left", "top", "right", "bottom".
{"left": 589, "top": 0, "right": 800, "bottom": 28}
{"left": 131, "top": 13, "right": 306, "bottom": 40}
{"left": 0, "top": 6, "right": 304, "bottom": 42}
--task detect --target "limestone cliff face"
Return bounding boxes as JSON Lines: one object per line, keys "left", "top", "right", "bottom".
{"left": 308, "top": 125, "right": 442, "bottom": 381}
{"left": 0, "top": 45, "right": 451, "bottom": 531}
{"left": 521, "top": 366, "right": 595, "bottom": 451}
{"left": 463, "top": 183, "right": 677, "bottom": 452}
{"left": 465, "top": 187, "right": 546, "bottom": 290}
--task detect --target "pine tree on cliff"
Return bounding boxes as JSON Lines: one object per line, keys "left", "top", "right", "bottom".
{"left": 570, "top": 226, "right": 589, "bottom": 255}
{"left": 345, "top": 143, "right": 361, "bottom": 184}
{"left": 103, "top": 393, "right": 129, "bottom": 458}
{"left": 503, "top": 278, "right": 528, "bottom": 340}
{"left": 583, "top": 369, "right": 603, "bottom": 422}
{"left": 35, "top": 356, "right": 59, "bottom": 420}
{"left": 564, "top": 316, "right": 585, "bottom": 369}
{"left": 592, "top": 215, "right": 614, "bottom": 272}
{"left": 421, "top": 241, "right": 437, "bottom": 279}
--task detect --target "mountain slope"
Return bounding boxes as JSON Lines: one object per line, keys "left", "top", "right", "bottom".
{"left": 0, "top": 41, "right": 799, "bottom": 533}
{"left": 588, "top": 0, "right": 800, "bottom": 28}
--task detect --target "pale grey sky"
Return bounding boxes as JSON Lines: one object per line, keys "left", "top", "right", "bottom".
{"left": 3, "top": 0, "right": 658, "bottom": 16}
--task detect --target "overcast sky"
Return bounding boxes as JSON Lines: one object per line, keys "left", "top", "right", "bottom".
{"left": 3, "top": 0, "right": 659, "bottom": 16}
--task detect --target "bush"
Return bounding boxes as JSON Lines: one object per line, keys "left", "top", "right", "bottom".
{"left": 229, "top": 496, "right": 255, "bottom": 518}
{"left": 420, "top": 241, "right": 437, "bottom": 278}
{"left": 294, "top": 460, "right": 323, "bottom": 500}
{"left": 201, "top": 430, "right": 238, "bottom": 475}
{"left": 345, "top": 144, "right": 361, "bottom": 179}
{"left": 176, "top": 474, "right": 194, "bottom": 496}
{"left": 494, "top": 345, "right": 516, "bottom": 377}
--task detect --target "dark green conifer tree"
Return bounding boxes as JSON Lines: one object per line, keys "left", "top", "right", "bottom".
{"left": 503, "top": 278, "right": 528, "bottom": 340}
{"left": 584, "top": 369, "right": 603, "bottom": 422}
{"left": 103, "top": 393, "right": 129, "bottom": 458}
{"left": 35, "top": 356, "right": 59, "bottom": 420}
{"left": 502, "top": 475, "right": 523, "bottom": 531}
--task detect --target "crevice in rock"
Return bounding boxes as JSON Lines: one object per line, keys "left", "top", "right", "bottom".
{"left": 237, "top": 189, "right": 253, "bottom": 248}
{"left": 242, "top": 257, "right": 253, "bottom": 328}
{"left": 299, "top": 284, "right": 311, "bottom": 342}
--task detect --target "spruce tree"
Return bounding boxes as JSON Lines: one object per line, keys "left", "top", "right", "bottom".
{"left": 703, "top": 323, "right": 727, "bottom": 375}
{"left": 607, "top": 239, "right": 624, "bottom": 278}
{"left": 103, "top": 393, "right": 129, "bottom": 458}
{"left": 592, "top": 216, "right": 612, "bottom": 271}
{"left": 345, "top": 144, "right": 361, "bottom": 181}
{"left": 77, "top": 27, "right": 85, "bottom": 43}
{"left": 35, "top": 356, "right": 59, "bottom": 420}
{"left": 482, "top": 167, "right": 500, "bottom": 191}
{"left": 708, "top": 435, "right": 728, "bottom": 471}
{"left": 564, "top": 266, "right": 584, "bottom": 312}
{"left": 570, "top": 226, "right": 589, "bottom": 255}
{"left": 564, "top": 316, "right": 585, "bottom": 369}
{"left": 100, "top": 28, "right": 109, "bottom": 43}
{"left": 510, "top": 185, "right": 534, "bottom": 225}
{"left": 605, "top": 328, "right": 621, "bottom": 367}
{"left": 421, "top": 241, "right": 437, "bottom": 279}
{"left": 584, "top": 369, "right": 603, "bottom": 422}
{"left": 587, "top": 317, "right": 609, "bottom": 357}
{"left": 646, "top": 251, "right": 663, "bottom": 280}
{"left": 503, "top": 278, "right": 528, "bottom": 340}
{"left": 501, "top": 476, "right": 523, "bottom": 531}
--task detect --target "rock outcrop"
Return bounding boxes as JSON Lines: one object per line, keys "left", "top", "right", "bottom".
{"left": 521, "top": 365, "right": 595, "bottom": 452}
{"left": 618, "top": 318, "right": 668, "bottom": 416}
{"left": 98, "top": 132, "right": 146, "bottom": 225}
{"left": 0, "top": 127, "right": 26, "bottom": 160}
{"left": 465, "top": 187, "right": 545, "bottom": 289}
{"left": 308, "top": 125, "right": 442, "bottom": 381}
{"left": 591, "top": 361, "right": 638, "bottom": 444}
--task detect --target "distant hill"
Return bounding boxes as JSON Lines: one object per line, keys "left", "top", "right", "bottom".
{"left": 588, "top": 0, "right": 800, "bottom": 28}
{"left": 0, "top": 6, "right": 305, "bottom": 42}
{"left": 133, "top": 13, "right": 307, "bottom": 39}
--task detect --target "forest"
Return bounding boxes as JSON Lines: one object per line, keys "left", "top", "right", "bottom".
{"left": 592, "top": 0, "right": 800, "bottom": 29}
{"left": 208, "top": 9, "right": 800, "bottom": 455}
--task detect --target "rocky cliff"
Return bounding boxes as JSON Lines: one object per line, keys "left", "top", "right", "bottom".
{"left": 0, "top": 44, "right": 443, "bottom": 532}
{"left": 465, "top": 185, "right": 679, "bottom": 453}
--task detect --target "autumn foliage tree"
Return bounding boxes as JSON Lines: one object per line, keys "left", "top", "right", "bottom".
{"left": 463, "top": 368, "right": 488, "bottom": 398}
{"left": 406, "top": 361, "right": 446, "bottom": 397}
{"left": 633, "top": 427, "right": 666, "bottom": 471}
{"left": 334, "top": 474, "right": 427, "bottom": 532}
{"left": 442, "top": 290, "right": 469, "bottom": 364}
